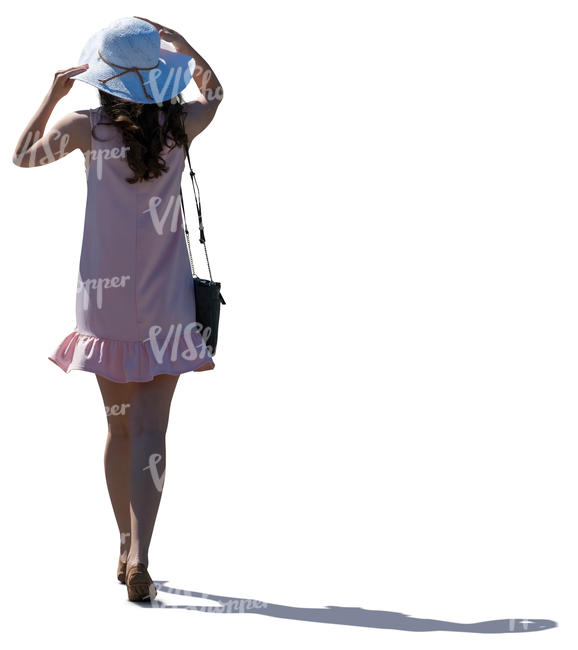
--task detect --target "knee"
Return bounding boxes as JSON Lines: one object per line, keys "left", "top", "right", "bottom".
{"left": 108, "top": 420, "right": 130, "bottom": 437}
{"left": 129, "top": 423, "right": 167, "bottom": 439}
{"left": 129, "top": 409, "right": 169, "bottom": 439}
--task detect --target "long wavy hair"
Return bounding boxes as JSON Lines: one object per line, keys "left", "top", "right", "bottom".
{"left": 92, "top": 90, "right": 188, "bottom": 184}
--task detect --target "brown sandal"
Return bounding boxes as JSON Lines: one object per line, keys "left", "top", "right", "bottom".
{"left": 126, "top": 562, "right": 157, "bottom": 602}
{"left": 117, "top": 558, "right": 127, "bottom": 584}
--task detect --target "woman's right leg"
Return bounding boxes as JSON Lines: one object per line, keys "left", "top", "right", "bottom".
{"left": 95, "top": 374, "right": 136, "bottom": 567}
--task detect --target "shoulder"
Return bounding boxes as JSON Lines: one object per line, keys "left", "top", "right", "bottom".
{"left": 53, "top": 108, "right": 93, "bottom": 128}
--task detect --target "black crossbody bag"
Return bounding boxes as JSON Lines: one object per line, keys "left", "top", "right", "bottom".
{"left": 179, "top": 144, "right": 226, "bottom": 356}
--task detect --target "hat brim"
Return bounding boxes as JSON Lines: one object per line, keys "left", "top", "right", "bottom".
{"left": 71, "top": 28, "right": 195, "bottom": 104}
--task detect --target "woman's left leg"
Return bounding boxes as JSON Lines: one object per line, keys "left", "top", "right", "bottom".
{"left": 125, "top": 373, "right": 180, "bottom": 570}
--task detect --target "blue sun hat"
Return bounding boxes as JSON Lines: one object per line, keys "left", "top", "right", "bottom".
{"left": 70, "top": 17, "right": 196, "bottom": 104}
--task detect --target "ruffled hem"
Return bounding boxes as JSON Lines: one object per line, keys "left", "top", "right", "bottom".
{"left": 48, "top": 328, "right": 215, "bottom": 383}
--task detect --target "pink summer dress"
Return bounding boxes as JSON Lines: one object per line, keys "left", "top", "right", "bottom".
{"left": 48, "top": 106, "right": 215, "bottom": 382}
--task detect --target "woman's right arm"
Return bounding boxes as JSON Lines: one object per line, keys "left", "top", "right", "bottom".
{"left": 179, "top": 41, "right": 224, "bottom": 142}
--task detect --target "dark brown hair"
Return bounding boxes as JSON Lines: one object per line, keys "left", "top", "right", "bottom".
{"left": 92, "top": 89, "right": 188, "bottom": 184}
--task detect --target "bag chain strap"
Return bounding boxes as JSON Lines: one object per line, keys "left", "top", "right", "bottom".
{"left": 179, "top": 142, "right": 214, "bottom": 282}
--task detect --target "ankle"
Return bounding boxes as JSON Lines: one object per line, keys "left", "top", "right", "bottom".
{"left": 127, "top": 554, "right": 148, "bottom": 569}
{"left": 120, "top": 531, "right": 131, "bottom": 562}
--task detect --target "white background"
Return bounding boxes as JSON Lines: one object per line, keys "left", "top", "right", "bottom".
{"left": 1, "top": 1, "right": 575, "bottom": 647}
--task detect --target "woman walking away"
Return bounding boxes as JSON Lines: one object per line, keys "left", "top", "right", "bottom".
{"left": 12, "top": 16, "right": 224, "bottom": 602}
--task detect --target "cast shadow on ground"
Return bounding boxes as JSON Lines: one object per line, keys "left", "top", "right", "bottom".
{"left": 132, "top": 581, "right": 557, "bottom": 633}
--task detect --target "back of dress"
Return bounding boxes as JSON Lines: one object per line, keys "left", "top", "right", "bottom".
{"left": 48, "top": 105, "right": 215, "bottom": 382}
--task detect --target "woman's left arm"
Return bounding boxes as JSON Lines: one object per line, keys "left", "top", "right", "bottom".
{"left": 13, "top": 64, "right": 89, "bottom": 167}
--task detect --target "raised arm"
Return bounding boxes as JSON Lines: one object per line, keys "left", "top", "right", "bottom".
{"left": 12, "top": 65, "right": 90, "bottom": 167}
{"left": 135, "top": 17, "right": 224, "bottom": 142}
{"left": 181, "top": 41, "right": 224, "bottom": 143}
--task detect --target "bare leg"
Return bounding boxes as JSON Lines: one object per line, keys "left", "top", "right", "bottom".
{"left": 96, "top": 375, "right": 136, "bottom": 565}
{"left": 125, "top": 373, "right": 180, "bottom": 569}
